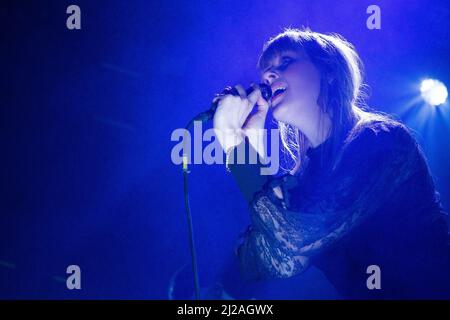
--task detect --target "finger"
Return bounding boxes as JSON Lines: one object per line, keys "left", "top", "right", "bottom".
{"left": 255, "top": 84, "right": 270, "bottom": 110}
{"left": 234, "top": 84, "right": 247, "bottom": 99}
{"left": 256, "top": 95, "right": 269, "bottom": 108}
{"left": 213, "top": 86, "right": 233, "bottom": 104}
{"left": 213, "top": 92, "right": 227, "bottom": 103}
{"left": 212, "top": 95, "right": 222, "bottom": 104}
{"left": 221, "top": 86, "right": 234, "bottom": 95}
{"left": 247, "top": 84, "right": 263, "bottom": 106}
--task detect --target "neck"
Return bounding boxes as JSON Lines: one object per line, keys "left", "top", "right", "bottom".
{"left": 293, "top": 109, "right": 332, "bottom": 148}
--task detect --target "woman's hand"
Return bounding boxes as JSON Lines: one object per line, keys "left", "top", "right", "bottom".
{"left": 213, "top": 84, "right": 270, "bottom": 157}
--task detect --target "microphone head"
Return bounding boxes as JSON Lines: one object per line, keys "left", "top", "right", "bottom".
{"left": 258, "top": 83, "right": 272, "bottom": 101}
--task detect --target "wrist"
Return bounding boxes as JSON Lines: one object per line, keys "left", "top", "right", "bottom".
{"left": 214, "top": 127, "right": 245, "bottom": 154}
{"left": 244, "top": 128, "right": 267, "bottom": 160}
{"left": 223, "top": 128, "right": 245, "bottom": 153}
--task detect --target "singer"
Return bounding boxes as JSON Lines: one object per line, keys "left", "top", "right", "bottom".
{"left": 212, "top": 29, "right": 450, "bottom": 299}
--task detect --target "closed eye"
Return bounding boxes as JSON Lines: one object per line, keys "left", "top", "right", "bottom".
{"left": 262, "top": 55, "right": 296, "bottom": 77}
{"left": 277, "top": 57, "right": 294, "bottom": 71}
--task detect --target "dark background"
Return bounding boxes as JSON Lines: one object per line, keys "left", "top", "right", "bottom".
{"left": 1, "top": 0, "right": 449, "bottom": 298}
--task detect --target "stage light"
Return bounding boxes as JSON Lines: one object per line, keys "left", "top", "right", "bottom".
{"left": 420, "top": 79, "right": 448, "bottom": 106}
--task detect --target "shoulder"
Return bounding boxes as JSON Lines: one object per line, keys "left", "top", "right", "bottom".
{"left": 345, "top": 116, "right": 417, "bottom": 152}
{"left": 334, "top": 115, "right": 421, "bottom": 171}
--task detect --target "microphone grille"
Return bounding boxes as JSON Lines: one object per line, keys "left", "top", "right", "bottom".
{"left": 259, "top": 83, "right": 272, "bottom": 101}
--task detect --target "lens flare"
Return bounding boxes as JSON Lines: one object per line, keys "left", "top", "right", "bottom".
{"left": 420, "top": 79, "right": 448, "bottom": 106}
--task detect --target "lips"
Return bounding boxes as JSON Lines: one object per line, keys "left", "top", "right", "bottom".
{"left": 271, "top": 84, "right": 287, "bottom": 106}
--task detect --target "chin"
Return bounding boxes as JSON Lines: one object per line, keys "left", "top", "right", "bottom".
{"left": 272, "top": 103, "right": 292, "bottom": 123}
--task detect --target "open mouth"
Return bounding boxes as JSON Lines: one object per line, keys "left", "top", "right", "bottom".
{"left": 271, "top": 86, "right": 287, "bottom": 105}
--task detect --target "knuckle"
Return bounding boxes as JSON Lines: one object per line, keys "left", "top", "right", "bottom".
{"left": 218, "top": 94, "right": 237, "bottom": 107}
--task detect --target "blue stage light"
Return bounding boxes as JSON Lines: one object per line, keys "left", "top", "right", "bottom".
{"left": 420, "top": 79, "right": 448, "bottom": 106}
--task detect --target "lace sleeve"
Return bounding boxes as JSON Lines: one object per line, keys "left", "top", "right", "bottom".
{"left": 236, "top": 123, "right": 422, "bottom": 280}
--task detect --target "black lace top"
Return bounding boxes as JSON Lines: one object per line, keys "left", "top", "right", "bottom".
{"left": 228, "top": 119, "right": 450, "bottom": 299}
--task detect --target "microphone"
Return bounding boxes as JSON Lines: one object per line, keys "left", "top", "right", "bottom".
{"left": 181, "top": 83, "right": 271, "bottom": 299}
{"left": 186, "top": 83, "right": 272, "bottom": 128}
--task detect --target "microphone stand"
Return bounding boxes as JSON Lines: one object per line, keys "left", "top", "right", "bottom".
{"left": 180, "top": 102, "right": 218, "bottom": 300}
{"left": 180, "top": 84, "right": 271, "bottom": 300}
{"left": 182, "top": 121, "right": 201, "bottom": 300}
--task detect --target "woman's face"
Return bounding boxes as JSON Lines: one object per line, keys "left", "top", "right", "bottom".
{"left": 260, "top": 49, "right": 322, "bottom": 127}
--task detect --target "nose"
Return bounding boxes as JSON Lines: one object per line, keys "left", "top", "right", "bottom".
{"left": 262, "top": 69, "right": 280, "bottom": 86}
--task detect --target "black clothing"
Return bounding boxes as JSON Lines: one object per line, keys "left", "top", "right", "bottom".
{"left": 228, "top": 119, "right": 450, "bottom": 299}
